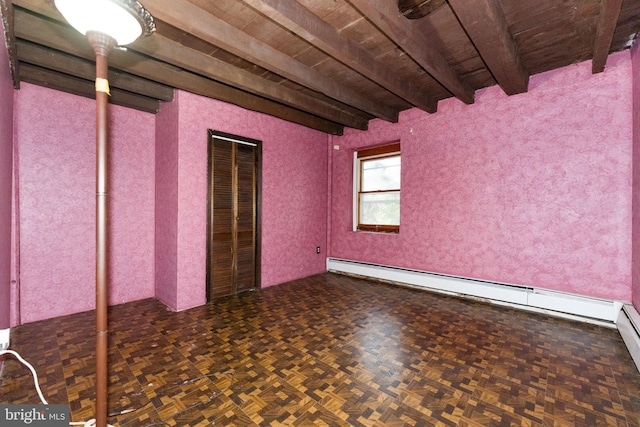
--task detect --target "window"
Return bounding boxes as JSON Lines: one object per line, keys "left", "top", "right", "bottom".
{"left": 354, "top": 142, "right": 400, "bottom": 233}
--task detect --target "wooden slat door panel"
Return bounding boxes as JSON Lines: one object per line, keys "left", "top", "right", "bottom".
{"left": 210, "top": 138, "right": 234, "bottom": 299}
{"left": 207, "top": 131, "right": 261, "bottom": 301}
{"left": 236, "top": 143, "right": 257, "bottom": 292}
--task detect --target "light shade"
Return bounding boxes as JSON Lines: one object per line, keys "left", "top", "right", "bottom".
{"left": 54, "top": 0, "right": 155, "bottom": 46}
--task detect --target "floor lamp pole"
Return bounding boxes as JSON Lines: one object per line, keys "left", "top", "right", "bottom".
{"left": 88, "top": 30, "right": 116, "bottom": 427}
{"left": 52, "top": 3, "right": 155, "bottom": 425}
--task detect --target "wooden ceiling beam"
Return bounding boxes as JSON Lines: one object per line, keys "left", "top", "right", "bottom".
{"left": 349, "top": 0, "right": 475, "bottom": 105}
{"left": 1, "top": 0, "right": 20, "bottom": 88}
{"left": 131, "top": 28, "right": 369, "bottom": 129}
{"left": 116, "top": 55, "right": 346, "bottom": 134}
{"left": 19, "top": 63, "right": 161, "bottom": 113}
{"left": 143, "top": 0, "right": 399, "bottom": 122}
{"left": 12, "top": 0, "right": 366, "bottom": 129}
{"left": 448, "top": 0, "right": 529, "bottom": 95}
{"left": 592, "top": 0, "right": 623, "bottom": 74}
{"left": 241, "top": 0, "right": 438, "bottom": 113}
{"left": 12, "top": 6, "right": 345, "bottom": 134}
{"left": 398, "top": 0, "right": 446, "bottom": 19}
{"left": 17, "top": 40, "right": 174, "bottom": 101}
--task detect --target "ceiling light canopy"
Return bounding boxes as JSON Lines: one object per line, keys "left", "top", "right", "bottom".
{"left": 54, "top": 0, "right": 155, "bottom": 46}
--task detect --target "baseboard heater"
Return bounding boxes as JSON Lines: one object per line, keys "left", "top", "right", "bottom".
{"left": 617, "top": 304, "right": 640, "bottom": 372}
{"left": 326, "top": 258, "right": 623, "bottom": 326}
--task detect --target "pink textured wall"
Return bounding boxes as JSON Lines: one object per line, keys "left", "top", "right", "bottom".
{"left": 155, "top": 92, "right": 179, "bottom": 309}
{"left": 0, "top": 7, "right": 13, "bottom": 329}
{"left": 330, "top": 52, "right": 633, "bottom": 301}
{"left": 15, "top": 83, "right": 156, "bottom": 323}
{"left": 166, "top": 91, "right": 328, "bottom": 311}
{"left": 633, "top": 41, "right": 640, "bottom": 309}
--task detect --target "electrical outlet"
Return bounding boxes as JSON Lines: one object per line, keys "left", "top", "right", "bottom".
{"left": 316, "top": 246, "right": 321, "bottom": 254}
{"left": 0, "top": 328, "right": 9, "bottom": 351}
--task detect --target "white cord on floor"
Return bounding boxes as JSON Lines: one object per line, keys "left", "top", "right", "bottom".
{"left": 1, "top": 350, "right": 114, "bottom": 427}
{"left": 69, "top": 420, "right": 114, "bottom": 427}
{"left": 0, "top": 349, "right": 48, "bottom": 404}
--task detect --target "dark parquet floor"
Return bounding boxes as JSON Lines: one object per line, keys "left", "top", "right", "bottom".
{"left": 1, "top": 273, "right": 639, "bottom": 426}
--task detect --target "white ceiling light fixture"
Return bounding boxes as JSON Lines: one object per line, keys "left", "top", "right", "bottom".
{"left": 52, "top": 2, "right": 154, "bottom": 427}
{"left": 54, "top": 0, "right": 155, "bottom": 46}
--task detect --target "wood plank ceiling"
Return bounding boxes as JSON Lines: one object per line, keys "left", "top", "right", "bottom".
{"left": 1, "top": 0, "right": 639, "bottom": 135}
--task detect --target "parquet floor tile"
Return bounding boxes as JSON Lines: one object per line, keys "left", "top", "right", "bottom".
{"left": 292, "top": 404, "right": 352, "bottom": 426}
{"left": 1, "top": 272, "right": 639, "bottom": 425}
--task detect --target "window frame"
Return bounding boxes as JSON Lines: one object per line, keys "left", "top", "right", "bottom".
{"left": 353, "top": 142, "right": 401, "bottom": 233}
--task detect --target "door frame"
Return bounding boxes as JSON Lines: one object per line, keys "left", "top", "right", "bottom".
{"left": 206, "top": 129, "right": 262, "bottom": 301}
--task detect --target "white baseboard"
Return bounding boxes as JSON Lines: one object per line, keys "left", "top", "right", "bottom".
{"left": 0, "top": 328, "right": 9, "bottom": 351}
{"left": 326, "top": 258, "right": 622, "bottom": 326}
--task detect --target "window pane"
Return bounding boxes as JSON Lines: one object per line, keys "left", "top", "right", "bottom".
{"left": 361, "top": 156, "right": 400, "bottom": 191}
{"left": 359, "top": 192, "right": 400, "bottom": 226}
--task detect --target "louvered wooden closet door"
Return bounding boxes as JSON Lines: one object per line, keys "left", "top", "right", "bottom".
{"left": 208, "top": 133, "right": 260, "bottom": 300}
{"left": 210, "top": 138, "right": 234, "bottom": 299}
{"left": 235, "top": 143, "right": 257, "bottom": 293}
